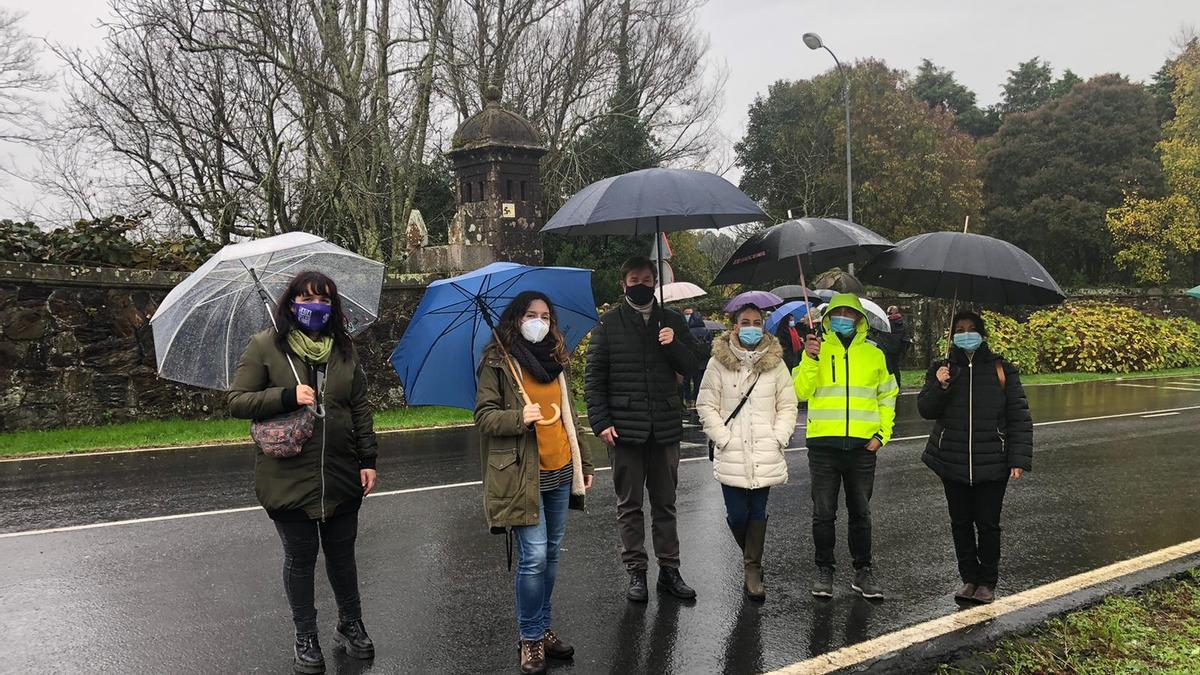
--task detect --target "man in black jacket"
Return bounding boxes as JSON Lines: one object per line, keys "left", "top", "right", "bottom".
{"left": 585, "top": 256, "right": 700, "bottom": 602}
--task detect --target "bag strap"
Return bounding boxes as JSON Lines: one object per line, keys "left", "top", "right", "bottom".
{"left": 724, "top": 376, "right": 761, "bottom": 427}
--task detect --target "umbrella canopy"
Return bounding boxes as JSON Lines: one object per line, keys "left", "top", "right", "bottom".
{"left": 1188, "top": 285, "right": 1200, "bottom": 299}
{"left": 723, "top": 290, "right": 784, "bottom": 313}
{"left": 658, "top": 281, "right": 706, "bottom": 304}
{"left": 703, "top": 319, "right": 725, "bottom": 332}
{"left": 711, "top": 218, "right": 893, "bottom": 286}
{"left": 150, "top": 232, "right": 384, "bottom": 391}
{"left": 389, "top": 263, "right": 599, "bottom": 410}
{"left": 542, "top": 167, "right": 767, "bottom": 236}
{"left": 764, "top": 301, "right": 811, "bottom": 333}
{"left": 811, "top": 289, "right": 838, "bottom": 303}
{"left": 859, "top": 232, "right": 1065, "bottom": 305}
{"left": 812, "top": 268, "right": 866, "bottom": 294}
{"left": 770, "top": 284, "right": 818, "bottom": 301}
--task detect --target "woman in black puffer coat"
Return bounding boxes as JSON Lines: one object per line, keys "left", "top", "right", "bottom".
{"left": 918, "top": 311, "right": 1032, "bottom": 605}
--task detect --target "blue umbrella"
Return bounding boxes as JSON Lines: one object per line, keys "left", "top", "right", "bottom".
{"left": 764, "top": 301, "right": 812, "bottom": 333}
{"left": 390, "top": 263, "right": 599, "bottom": 411}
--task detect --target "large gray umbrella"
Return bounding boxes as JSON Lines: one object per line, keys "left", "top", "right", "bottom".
{"left": 150, "top": 232, "right": 385, "bottom": 390}
{"left": 542, "top": 168, "right": 767, "bottom": 307}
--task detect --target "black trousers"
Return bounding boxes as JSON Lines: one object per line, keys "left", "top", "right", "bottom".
{"left": 273, "top": 508, "right": 362, "bottom": 635}
{"left": 942, "top": 477, "right": 1008, "bottom": 587}
{"left": 808, "top": 446, "right": 877, "bottom": 570}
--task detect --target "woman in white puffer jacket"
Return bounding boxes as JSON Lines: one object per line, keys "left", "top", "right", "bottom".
{"left": 697, "top": 303, "right": 798, "bottom": 601}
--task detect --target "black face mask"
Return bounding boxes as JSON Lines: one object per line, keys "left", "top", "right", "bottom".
{"left": 624, "top": 283, "right": 655, "bottom": 306}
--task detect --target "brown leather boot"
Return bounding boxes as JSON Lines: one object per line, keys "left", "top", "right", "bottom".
{"left": 543, "top": 629, "right": 575, "bottom": 660}
{"left": 743, "top": 519, "right": 767, "bottom": 601}
{"left": 519, "top": 639, "right": 546, "bottom": 674}
{"left": 973, "top": 585, "right": 996, "bottom": 604}
{"left": 954, "top": 583, "right": 977, "bottom": 602}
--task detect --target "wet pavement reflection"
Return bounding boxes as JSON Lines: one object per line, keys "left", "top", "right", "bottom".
{"left": 1, "top": 377, "right": 1199, "bottom": 673}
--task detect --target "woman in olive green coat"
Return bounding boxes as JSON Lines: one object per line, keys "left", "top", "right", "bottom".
{"left": 228, "top": 270, "right": 378, "bottom": 675}
{"left": 475, "top": 291, "right": 593, "bottom": 675}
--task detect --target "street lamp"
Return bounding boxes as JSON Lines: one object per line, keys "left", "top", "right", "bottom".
{"left": 802, "top": 32, "right": 853, "bottom": 224}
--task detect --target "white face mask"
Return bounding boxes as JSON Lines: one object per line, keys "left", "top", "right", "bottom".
{"left": 520, "top": 318, "right": 550, "bottom": 343}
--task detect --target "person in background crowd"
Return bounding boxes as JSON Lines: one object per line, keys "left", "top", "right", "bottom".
{"left": 680, "top": 308, "right": 707, "bottom": 407}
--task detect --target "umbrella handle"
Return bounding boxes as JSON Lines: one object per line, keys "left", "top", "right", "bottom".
{"left": 538, "top": 404, "right": 562, "bottom": 426}
{"left": 499, "top": 350, "right": 562, "bottom": 428}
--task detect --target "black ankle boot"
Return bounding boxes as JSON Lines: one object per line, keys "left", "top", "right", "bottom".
{"left": 293, "top": 633, "right": 325, "bottom": 674}
{"left": 335, "top": 619, "right": 375, "bottom": 659}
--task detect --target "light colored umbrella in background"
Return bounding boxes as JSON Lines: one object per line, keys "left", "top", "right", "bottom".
{"left": 814, "top": 297, "right": 891, "bottom": 333}
{"left": 150, "top": 232, "right": 385, "bottom": 390}
{"left": 658, "top": 281, "right": 707, "bottom": 304}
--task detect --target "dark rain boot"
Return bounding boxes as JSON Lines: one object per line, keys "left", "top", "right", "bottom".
{"left": 743, "top": 519, "right": 767, "bottom": 601}
{"left": 334, "top": 619, "right": 375, "bottom": 659}
{"left": 293, "top": 633, "right": 325, "bottom": 674}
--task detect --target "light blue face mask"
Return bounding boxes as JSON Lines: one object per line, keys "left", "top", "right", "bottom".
{"left": 829, "top": 315, "right": 857, "bottom": 338}
{"left": 738, "top": 326, "right": 764, "bottom": 347}
{"left": 953, "top": 331, "right": 983, "bottom": 351}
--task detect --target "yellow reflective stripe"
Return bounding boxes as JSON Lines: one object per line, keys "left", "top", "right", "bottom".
{"left": 805, "top": 408, "right": 882, "bottom": 422}
{"left": 812, "top": 385, "right": 877, "bottom": 399}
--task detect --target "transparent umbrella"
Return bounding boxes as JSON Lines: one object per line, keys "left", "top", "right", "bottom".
{"left": 150, "top": 232, "right": 385, "bottom": 390}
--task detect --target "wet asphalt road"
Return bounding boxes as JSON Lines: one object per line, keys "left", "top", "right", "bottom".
{"left": 2, "top": 376, "right": 1200, "bottom": 674}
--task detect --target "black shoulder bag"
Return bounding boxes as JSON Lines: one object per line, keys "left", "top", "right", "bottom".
{"left": 708, "top": 376, "right": 760, "bottom": 461}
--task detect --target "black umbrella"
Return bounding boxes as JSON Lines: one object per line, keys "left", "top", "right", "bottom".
{"left": 542, "top": 168, "right": 767, "bottom": 309}
{"left": 858, "top": 231, "right": 1065, "bottom": 306}
{"left": 712, "top": 218, "right": 892, "bottom": 329}
{"left": 770, "top": 284, "right": 818, "bottom": 301}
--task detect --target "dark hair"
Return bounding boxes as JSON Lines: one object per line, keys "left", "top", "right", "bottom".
{"left": 951, "top": 310, "right": 988, "bottom": 337}
{"left": 489, "top": 291, "right": 570, "bottom": 365}
{"left": 273, "top": 270, "right": 353, "bottom": 359}
{"left": 619, "top": 256, "right": 657, "bottom": 282}
{"left": 730, "top": 303, "right": 763, "bottom": 324}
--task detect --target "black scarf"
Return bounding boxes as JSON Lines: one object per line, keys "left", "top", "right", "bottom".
{"left": 510, "top": 336, "right": 564, "bottom": 384}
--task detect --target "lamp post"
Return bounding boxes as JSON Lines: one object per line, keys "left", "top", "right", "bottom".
{"left": 802, "top": 32, "right": 852, "bottom": 224}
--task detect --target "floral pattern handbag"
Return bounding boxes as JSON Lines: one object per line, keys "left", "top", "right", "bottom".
{"left": 251, "top": 354, "right": 325, "bottom": 459}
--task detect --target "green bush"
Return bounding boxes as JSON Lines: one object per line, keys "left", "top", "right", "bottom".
{"left": 981, "top": 302, "right": 1200, "bottom": 374}
{"left": 0, "top": 215, "right": 219, "bottom": 272}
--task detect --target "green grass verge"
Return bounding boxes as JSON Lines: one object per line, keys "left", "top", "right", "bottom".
{"left": 3, "top": 367, "right": 1199, "bottom": 458}
{"left": 899, "top": 366, "right": 1200, "bottom": 389}
{"left": 938, "top": 569, "right": 1200, "bottom": 674}
{"left": 0, "top": 406, "right": 475, "bottom": 458}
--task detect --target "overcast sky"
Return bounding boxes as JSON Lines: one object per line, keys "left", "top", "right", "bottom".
{"left": 3, "top": 0, "right": 1198, "bottom": 219}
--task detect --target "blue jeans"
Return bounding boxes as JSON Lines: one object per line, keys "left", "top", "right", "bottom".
{"left": 513, "top": 481, "right": 570, "bottom": 640}
{"left": 720, "top": 484, "right": 771, "bottom": 532}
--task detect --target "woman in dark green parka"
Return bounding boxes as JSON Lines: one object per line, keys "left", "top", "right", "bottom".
{"left": 229, "top": 270, "right": 378, "bottom": 675}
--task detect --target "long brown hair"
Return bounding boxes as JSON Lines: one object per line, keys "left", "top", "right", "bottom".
{"left": 489, "top": 291, "right": 570, "bottom": 364}
{"left": 273, "top": 270, "right": 353, "bottom": 359}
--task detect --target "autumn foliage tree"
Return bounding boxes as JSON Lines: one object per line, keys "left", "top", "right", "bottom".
{"left": 1108, "top": 40, "right": 1200, "bottom": 285}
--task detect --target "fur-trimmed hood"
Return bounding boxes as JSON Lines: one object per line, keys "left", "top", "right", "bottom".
{"left": 712, "top": 331, "right": 784, "bottom": 373}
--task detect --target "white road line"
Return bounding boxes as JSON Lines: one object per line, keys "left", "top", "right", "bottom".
{"left": 2, "top": 405, "right": 1197, "bottom": 540}
{"left": 1115, "top": 383, "right": 1200, "bottom": 392}
{"left": 767, "top": 536, "right": 1200, "bottom": 675}
{"left": 1167, "top": 382, "right": 1200, "bottom": 387}
{"left": 1141, "top": 412, "right": 1181, "bottom": 418}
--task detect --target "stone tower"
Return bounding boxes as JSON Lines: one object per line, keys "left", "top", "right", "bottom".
{"left": 446, "top": 85, "right": 548, "bottom": 266}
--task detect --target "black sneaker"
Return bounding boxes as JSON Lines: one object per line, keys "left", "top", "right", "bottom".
{"left": 852, "top": 567, "right": 884, "bottom": 599}
{"left": 657, "top": 567, "right": 697, "bottom": 600}
{"left": 334, "top": 618, "right": 375, "bottom": 659}
{"left": 812, "top": 566, "right": 835, "bottom": 598}
{"left": 627, "top": 570, "right": 649, "bottom": 603}
{"left": 293, "top": 633, "right": 325, "bottom": 674}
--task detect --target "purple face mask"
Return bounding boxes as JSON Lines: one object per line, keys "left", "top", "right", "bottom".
{"left": 293, "top": 302, "right": 332, "bottom": 331}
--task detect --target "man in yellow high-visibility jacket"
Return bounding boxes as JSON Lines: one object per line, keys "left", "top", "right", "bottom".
{"left": 794, "top": 293, "right": 899, "bottom": 600}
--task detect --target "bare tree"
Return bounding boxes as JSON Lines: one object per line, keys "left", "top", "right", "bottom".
{"left": 0, "top": 9, "right": 52, "bottom": 145}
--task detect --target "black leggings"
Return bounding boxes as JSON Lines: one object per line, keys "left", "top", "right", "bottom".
{"left": 273, "top": 509, "right": 362, "bottom": 635}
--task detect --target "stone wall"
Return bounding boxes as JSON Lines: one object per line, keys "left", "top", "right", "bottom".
{"left": 0, "top": 262, "right": 433, "bottom": 432}
{"left": 2, "top": 260, "right": 1198, "bottom": 432}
